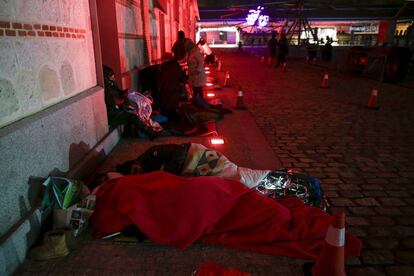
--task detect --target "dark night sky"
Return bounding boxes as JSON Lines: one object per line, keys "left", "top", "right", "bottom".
{"left": 197, "top": 0, "right": 412, "bottom": 19}
{"left": 197, "top": 0, "right": 408, "bottom": 9}
{"left": 197, "top": 0, "right": 292, "bottom": 9}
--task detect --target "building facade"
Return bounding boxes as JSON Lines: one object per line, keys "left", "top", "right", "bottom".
{"left": 197, "top": 18, "right": 413, "bottom": 48}
{"left": 0, "top": 0, "right": 199, "bottom": 274}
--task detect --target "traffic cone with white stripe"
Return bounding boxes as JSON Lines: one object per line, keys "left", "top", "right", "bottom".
{"left": 234, "top": 86, "right": 247, "bottom": 110}
{"left": 320, "top": 71, "right": 330, "bottom": 88}
{"left": 281, "top": 62, "right": 287, "bottom": 72}
{"left": 303, "top": 211, "right": 346, "bottom": 276}
{"left": 224, "top": 71, "right": 231, "bottom": 87}
{"left": 366, "top": 87, "right": 379, "bottom": 110}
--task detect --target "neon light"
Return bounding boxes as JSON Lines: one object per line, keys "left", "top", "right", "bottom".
{"left": 207, "top": 93, "right": 215, "bottom": 97}
{"left": 205, "top": 67, "right": 210, "bottom": 70}
{"left": 246, "top": 6, "right": 268, "bottom": 28}
{"left": 206, "top": 83, "right": 213, "bottom": 86}
{"left": 210, "top": 138, "right": 225, "bottom": 145}
{"left": 198, "top": 26, "right": 238, "bottom": 32}
{"left": 196, "top": 26, "right": 240, "bottom": 47}
{"left": 206, "top": 70, "right": 211, "bottom": 74}
{"left": 258, "top": 15, "right": 269, "bottom": 28}
{"left": 209, "top": 44, "right": 238, "bottom": 48}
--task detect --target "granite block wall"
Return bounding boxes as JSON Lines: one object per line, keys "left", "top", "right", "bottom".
{"left": 0, "top": 0, "right": 107, "bottom": 241}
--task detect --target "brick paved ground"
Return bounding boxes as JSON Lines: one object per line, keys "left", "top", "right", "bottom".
{"left": 16, "top": 49, "right": 414, "bottom": 275}
{"left": 218, "top": 49, "right": 414, "bottom": 275}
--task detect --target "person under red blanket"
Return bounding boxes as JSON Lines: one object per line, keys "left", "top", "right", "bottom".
{"left": 115, "top": 143, "right": 271, "bottom": 189}
{"left": 91, "top": 171, "right": 362, "bottom": 260}
{"left": 113, "top": 143, "right": 328, "bottom": 210}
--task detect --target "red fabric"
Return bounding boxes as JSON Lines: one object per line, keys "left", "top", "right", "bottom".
{"left": 91, "top": 171, "right": 361, "bottom": 260}
{"left": 195, "top": 261, "right": 249, "bottom": 276}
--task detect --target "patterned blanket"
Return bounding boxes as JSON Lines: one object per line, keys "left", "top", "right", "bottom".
{"left": 181, "top": 143, "right": 270, "bottom": 188}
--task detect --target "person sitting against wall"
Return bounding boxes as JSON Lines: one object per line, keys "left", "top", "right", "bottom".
{"left": 135, "top": 60, "right": 225, "bottom": 136}
{"left": 103, "top": 65, "right": 160, "bottom": 139}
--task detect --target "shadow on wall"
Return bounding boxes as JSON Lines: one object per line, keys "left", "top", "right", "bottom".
{"left": 69, "top": 142, "right": 92, "bottom": 169}
{"left": 18, "top": 140, "right": 107, "bottom": 235}
{"left": 44, "top": 141, "right": 107, "bottom": 182}
{"left": 2, "top": 141, "right": 109, "bottom": 273}
{"left": 16, "top": 141, "right": 107, "bottom": 240}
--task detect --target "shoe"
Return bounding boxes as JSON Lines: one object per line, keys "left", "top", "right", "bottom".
{"left": 219, "top": 108, "right": 232, "bottom": 114}
{"left": 28, "top": 230, "right": 70, "bottom": 260}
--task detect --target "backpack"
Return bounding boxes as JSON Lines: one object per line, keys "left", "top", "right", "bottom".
{"left": 256, "top": 169, "right": 330, "bottom": 212}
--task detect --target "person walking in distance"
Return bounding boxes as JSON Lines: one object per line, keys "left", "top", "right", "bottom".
{"left": 267, "top": 32, "right": 278, "bottom": 67}
{"left": 277, "top": 33, "right": 289, "bottom": 70}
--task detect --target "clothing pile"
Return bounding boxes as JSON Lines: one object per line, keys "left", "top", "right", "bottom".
{"left": 126, "top": 91, "right": 163, "bottom": 133}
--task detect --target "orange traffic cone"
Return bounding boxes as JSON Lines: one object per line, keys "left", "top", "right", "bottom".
{"left": 320, "top": 71, "right": 330, "bottom": 88}
{"left": 366, "top": 88, "right": 379, "bottom": 110}
{"left": 281, "top": 62, "right": 287, "bottom": 72}
{"left": 303, "top": 211, "right": 346, "bottom": 276}
{"left": 224, "top": 71, "right": 231, "bottom": 87}
{"left": 234, "top": 86, "right": 247, "bottom": 110}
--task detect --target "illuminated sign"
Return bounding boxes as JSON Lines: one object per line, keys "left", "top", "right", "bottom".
{"left": 246, "top": 6, "right": 269, "bottom": 28}
{"left": 350, "top": 25, "right": 378, "bottom": 33}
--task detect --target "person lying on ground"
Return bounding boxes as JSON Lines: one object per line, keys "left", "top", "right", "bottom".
{"left": 113, "top": 142, "right": 327, "bottom": 210}
{"left": 115, "top": 142, "right": 269, "bottom": 188}
{"left": 91, "top": 170, "right": 361, "bottom": 260}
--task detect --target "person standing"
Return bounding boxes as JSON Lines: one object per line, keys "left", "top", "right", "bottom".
{"left": 267, "top": 32, "right": 278, "bottom": 67}
{"left": 197, "top": 37, "right": 215, "bottom": 64}
{"left": 277, "top": 33, "right": 289, "bottom": 71}
{"left": 322, "top": 36, "right": 333, "bottom": 61}
{"left": 185, "top": 39, "right": 206, "bottom": 99}
{"left": 172, "top": 31, "right": 187, "bottom": 63}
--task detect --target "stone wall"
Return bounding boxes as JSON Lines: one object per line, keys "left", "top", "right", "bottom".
{"left": 0, "top": 1, "right": 110, "bottom": 274}
{"left": 0, "top": 0, "right": 201, "bottom": 274}
{"left": 0, "top": 0, "right": 97, "bottom": 128}
{"left": 0, "top": 0, "right": 108, "bottom": 235}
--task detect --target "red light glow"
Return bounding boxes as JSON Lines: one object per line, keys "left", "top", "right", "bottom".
{"left": 210, "top": 137, "right": 225, "bottom": 145}
{"left": 206, "top": 83, "right": 213, "bottom": 86}
{"left": 206, "top": 70, "right": 211, "bottom": 74}
{"left": 207, "top": 92, "right": 215, "bottom": 97}
{"left": 205, "top": 67, "right": 210, "bottom": 70}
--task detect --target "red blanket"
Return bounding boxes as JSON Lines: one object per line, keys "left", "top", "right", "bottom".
{"left": 91, "top": 171, "right": 361, "bottom": 260}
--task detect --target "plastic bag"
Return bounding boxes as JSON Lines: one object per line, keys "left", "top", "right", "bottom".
{"left": 53, "top": 194, "right": 96, "bottom": 237}
{"left": 256, "top": 169, "right": 330, "bottom": 212}
{"left": 41, "top": 177, "right": 85, "bottom": 209}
